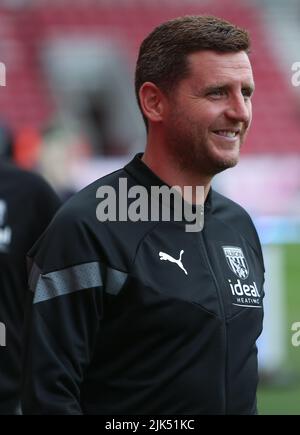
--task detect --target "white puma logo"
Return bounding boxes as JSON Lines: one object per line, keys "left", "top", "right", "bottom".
{"left": 159, "top": 250, "right": 188, "bottom": 275}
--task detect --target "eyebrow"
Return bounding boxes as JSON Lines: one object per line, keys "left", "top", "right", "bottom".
{"left": 203, "top": 83, "right": 255, "bottom": 94}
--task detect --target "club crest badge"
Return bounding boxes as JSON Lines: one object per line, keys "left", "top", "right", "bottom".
{"left": 222, "top": 246, "right": 249, "bottom": 280}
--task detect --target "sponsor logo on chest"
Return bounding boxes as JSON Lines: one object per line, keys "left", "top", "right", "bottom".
{"left": 222, "top": 245, "right": 262, "bottom": 308}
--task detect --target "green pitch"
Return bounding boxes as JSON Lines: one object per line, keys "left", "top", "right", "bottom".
{"left": 258, "top": 244, "right": 300, "bottom": 415}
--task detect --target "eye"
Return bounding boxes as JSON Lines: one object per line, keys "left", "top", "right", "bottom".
{"left": 241, "top": 88, "right": 253, "bottom": 100}
{"left": 207, "top": 88, "right": 226, "bottom": 98}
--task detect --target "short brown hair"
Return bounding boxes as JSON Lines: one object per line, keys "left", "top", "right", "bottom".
{"left": 135, "top": 15, "right": 250, "bottom": 127}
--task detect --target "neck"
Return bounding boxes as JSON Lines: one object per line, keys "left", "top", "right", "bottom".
{"left": 142, "top": 130, "right": 212, "bottom": 203}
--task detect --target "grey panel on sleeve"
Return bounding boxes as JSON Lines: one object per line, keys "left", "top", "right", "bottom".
{"left": 33, "top": 261, "right": 103, "bottom": 304}
{"left": 28, "top": 260, "right": 42, "bottom": 293}
{"left": 105, "top": 267, "right": 127, "bottom": 295}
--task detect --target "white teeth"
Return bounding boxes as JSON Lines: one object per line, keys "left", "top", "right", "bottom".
{"left": 215, "top": 130, "right": 237, "bottom": 137}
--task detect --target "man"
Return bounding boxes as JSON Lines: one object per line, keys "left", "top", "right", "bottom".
{"left": 22, "top": 15, "right": 265, "bottom": 415}
{"left": 0, "top": 158, "right": 61, "bottom": 414}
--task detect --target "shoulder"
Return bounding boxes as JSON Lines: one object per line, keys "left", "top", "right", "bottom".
{"left": 211, "top": 189, "right": 262, "bottom": 256}
{"left": 55, "top": 167, "right": 126, "bottom": 224}
{"left": 212, "top": 189, "right": 253, "bottom": 222}
{"left": 29, "top": 167, "right": 158, "bottom": 271}
{"left": 0, "top": 160, "right": 58, "bottom": 198}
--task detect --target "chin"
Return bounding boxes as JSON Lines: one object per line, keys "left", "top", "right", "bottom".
{"left": 217, "top": 146, "right": 240, "bottom": 163}
{"left": 217, "top": 156, "right": 239, "bottom": 171}
{"left": 209, "top": 151, "right": 240, "bottom": 174}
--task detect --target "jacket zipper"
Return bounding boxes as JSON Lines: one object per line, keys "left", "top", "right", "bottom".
{"left": 198, "top": 231, "right": 228, "bottom": 414}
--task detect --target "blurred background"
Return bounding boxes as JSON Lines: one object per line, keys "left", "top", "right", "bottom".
{"left": 0, "top": 0, "right": 299, "bottom": 414}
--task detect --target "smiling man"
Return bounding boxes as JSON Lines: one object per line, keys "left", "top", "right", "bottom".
{"left": 161, "top": 50, "right": 253, "bottom": 173}
{"left": 22, "top": 16, "right": 264, "bottom": 415}
{"left": 137, "top": 19, "right": 254, "bottom": 198}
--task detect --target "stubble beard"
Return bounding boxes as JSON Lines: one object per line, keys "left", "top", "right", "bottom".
{"left": 166, "top": 114, "right": 242, "bottom": 178}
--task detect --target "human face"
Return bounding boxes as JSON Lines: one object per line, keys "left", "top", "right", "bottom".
{"left": 163, "top": 50, "right": 254, "bottom": 176}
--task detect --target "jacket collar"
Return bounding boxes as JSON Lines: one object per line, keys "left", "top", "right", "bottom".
{"left": 124, "top": 153, "right": 212, "bottom": 214}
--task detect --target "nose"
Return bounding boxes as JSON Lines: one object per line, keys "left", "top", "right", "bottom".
{"left": 225, "top": 94, "right": 251, "bottom": 124}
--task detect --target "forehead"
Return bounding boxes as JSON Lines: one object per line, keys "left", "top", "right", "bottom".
{"left": 186, "top": 50, "right": 254, "bottom": 86}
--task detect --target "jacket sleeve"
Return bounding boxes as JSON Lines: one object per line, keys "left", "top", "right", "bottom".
{"left": 22, "top": 209, "right": 104, "bottom": 415}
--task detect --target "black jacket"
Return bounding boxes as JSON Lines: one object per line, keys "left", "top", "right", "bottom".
{"left": 0, "top": 160, "right": 61, "bottom": 414}
{"left": 22, "top": 154, "right": 264, "bottom": 415}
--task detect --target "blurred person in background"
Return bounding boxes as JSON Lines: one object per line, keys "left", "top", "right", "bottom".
{"left": 41, "top": 38, "right": 145, "bottom": 157}
{"left": 0, "top": 122, "right": 14, "bottom": 160}
{"left": 22, "top": 16, "right": 264, "bottom": 415}
{"left": 0, "top": 123, "right": 61, "bottom": 414}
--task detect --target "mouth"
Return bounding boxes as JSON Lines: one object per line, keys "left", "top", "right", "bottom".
{"left": 211, "top": 129, "right": 240, "bottom": 141}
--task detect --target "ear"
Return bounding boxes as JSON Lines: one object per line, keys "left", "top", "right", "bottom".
{"left": 139, "top": 82, "right": 165, "bottom": 125}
